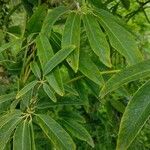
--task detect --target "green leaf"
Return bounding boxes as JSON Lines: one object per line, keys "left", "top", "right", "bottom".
{"left": 30, "top": 61, "right": 41, "bottom": 79}
{"left": 95, "top": 9, "right": 143, "bottom": 65}
{"left": 120, "top": 0, "right": 130, "bottom": 9}
{"left": 13, "top": 120, "right": 31, "bottom": 150}
{"left": 29, "top": 122, "right": 36, "bottom": 150}
{"left": 16, "top": 80, "right": 38, "bottom": 99}
{"left": 100, "top": 59, "right": 150, "bottom": 98}
{"left": 36, "top": 34, "right": 64, "bottom": 96}
{"left": 117, "top": 80, "right": 150, "bottom": 150}
{"left": 79, "top": 51, "right": 104, "bottom": 86}
{"left": 0, "top": 110, "right": 22, "bottom": 150}
{"left": 27, "top": 4, "right": 47, "bottom": 34}
{"left": 62, "top": 12, "right": 81, "bottom": 72}
{"left": 43, "top": 83, "right": 57, "bottom": 102}
{"left": 82, "top": 13, "right": 111, "bottom": 67}
{"left": 43, "top": 45, "right": 76, "bottom": 75}
{"left": 61, "top": 119, "right": 94, "bottom": 147}
{"left": 36, "top": 114, "right": 76, "bottom": 150}
{"left": 64, "top": 85, "right": 79, "bottom": 96}
{"left": 41, "top": 6, "right": 69, "bottom": 37}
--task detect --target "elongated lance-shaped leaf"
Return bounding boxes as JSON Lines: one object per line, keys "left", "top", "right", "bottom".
{"left": 82, "top": 13, "right": 111, "bottom": 67}
{"left": 36, "top": 34, "right": 64, "bottom": 96}
{"left": 13, "top": 119, "right": 31, "bottom": 150}
{"left": 36, "top": 114, "right": 76, "bottom": 150}
{"left": 0, "top": 110, "right": 22, "bottom": 150}
{"left": 64, "top": 85, "right": 79, "bottom": 96}
{"left": 41, "top": 6, "right": 69, "bottom": 37}
{"left": 43, "top": 45, "right": 75, "bottom": 75}
{"left": 95, "top": 9, "right": 143, "bottom": 65}
{"left": 117, "top": 80, "right": 150, "bottom": 150}
{"left": 16, "top": 80, "right": 38, "bottom": 99}
{"left": 30, "top": 61, "right": 41, "bottom": 79}
{"left": 100, "top": 59, "right": 150, "bottom": 98}
{"left": 79, "top": 50, "right": 104, "bottom": 86}
{"left": 61, "top": 119, "right": 94, "bottom": 147}
{"left": 62, "top": 12, "right": 81, "bottom": 72}
{"left": 27, "top": 4, "right": 48, "bottom": 34}
{"left": 43, "top": 83, "right": 57, "bottom": 102}
{"left": 0, "top": 93, "right": 16, "bottom": 105}
{"left": 29, "top": 122, "right": 36, "bottom": 150}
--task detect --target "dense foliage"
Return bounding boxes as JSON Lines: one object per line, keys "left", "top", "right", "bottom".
{"left": 0, "top": 0, "right": 150, "bottom": 150}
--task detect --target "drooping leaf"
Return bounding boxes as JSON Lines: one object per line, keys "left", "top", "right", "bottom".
{"left": 36, "top": 34, "right": 64, "bottom": 96}
{"left": 43, "top": 45, "right": 75, "bottom": 75}
{"left": 117, "top": 80, "right": 150, "bottom": 150}
{"left": 79, "top": 51, "right": 104, "bottom": 86}
{"left": 41, "top": 6, "right": 69, "bottom": 37}
{"left": 61, "top": 119, "right": 94, "bottom": 147}
{"left": 36, "top": 114, "right": 76, "bottom": 150}
{"left": 13, "top": 120, "right": 31, "bottom": 150}
{"left": 30, "top": 61, "right": 41, "bottom": 79}
{"left": 16, "top": 80, "right": 38, "bottom": 99}
{"left": 82, "top": 13, "right": 111, "bottom": 67}
{"left": 43, "top": 83, "right": 57, "bottom": 102}
{"left": 95, "top": 9, "right": 143, "bottom": 65}
{"left": 100, "top": 59, "right": 150, "bottom": 98}
{"left": 62, "top": 12, "right": 81, "bottom": 72}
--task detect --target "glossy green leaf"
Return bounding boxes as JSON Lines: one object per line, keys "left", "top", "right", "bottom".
{"left": 41, "top": 6, "right": 69, "bottom": 37}
{"left": 95, "top": 9, "right": 143, "bottom": 65}
{"left": 61, "top": 119, "right": 94, "bottom": 147}
{"left": 100, "top": 59, "right": 150, "bottom": 98}
{"left": 36, "top": 114, "right": 76, "bottom": 150}
{"left": 43, "top": 45, "right": 75, "bottom": 75}
{"left": 36, "top": 34, "right": 64, "bottom": 96}
{"left": 27, "top": 4, "right": 47, "bottom": 34}
{"left": 0, "top": 93, "right": 16, "bottom": 105}
{"left": 62, "top": 12, "right": 81, "bottom": 72}
{"left": 30, "top": 61, "right": 41, "bottom": 79}
{"left": 117, "top": 80, "right": 150, "bottom": 150}
{"left": 13, "top": 120, "right": 31, "bottom": 150}
{"left": 43, "top": 83, "right": 57, "bottom": 102}
{"left": 79, "top": 51, "right": 104, "bottom": 86}
{"left": 82, "top": 13, "right": 111, "bottom": 67}
{"left": 16, "top": 80, "right": 38, "bottom": 99}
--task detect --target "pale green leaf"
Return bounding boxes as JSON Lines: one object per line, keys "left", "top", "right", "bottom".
{"left": 62, "top": 12, "right": 81, "bottom": 72}
{"left": 30, "top": 61, "right": 41, "bottom": 79}
{"left": 43, "top": 45, "right": 75, "bottom": 75}
{"left": 95, "top": 9, "right": 143, "bottom": 65}
{"left": 100, "top": 59, "right": 150, "bottom": 98}
{"left": 117, "top": 80, "right": 150, "bottom": 150}
{"left": 13, "top": 120, "right": 31, "bottom": 150}
{"left": 16, "top": 80, "right": 38, "bottom": 99}
{"left": 36, "top": 114, "right": 76, "bottom": 150}
{"left": 82, "top": 13, "right": 111, "bottom": 67}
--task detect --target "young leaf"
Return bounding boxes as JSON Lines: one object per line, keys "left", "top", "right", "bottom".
{"left": 43, "top": 45, "right": 76, "bottom": 75}
{"left": 16, "top": 80, "right": 38, "bottom": 99}
{"left": 41, "top": 6, "right": 69, "bottom": 37}
{"left": 62, "top": 12, "right": 81, "bottom": 72}
{"left": 117, "top": 80, "right": 150, "bottom": 150}
{"left": 95, "top": 9, "right": 143, "bottom": 65}
{"left": 13, "top": 120, "right": 31, "bottom": 150}
{"left": 82, "top": 13, "right": 111, "bottom": 67}
{"left": 100, "top": 59, "right": 150, "bottom": 98}
{"left": 30, "top": 61, "right": 41, "bottom": 79}
{"left": 43, "top": 83, "right": 57, "bottom": 102}
{"left": 61, "top": 119, "right": 94, "bottom": 147}
{"left": 79, "top": 51, "right": 104, "bottom": 86}
{"left": 36, "top": 34, "right": 64, "bottom": 96}
{"left": 36, "top": 114, "right": 76, "bottom": 150}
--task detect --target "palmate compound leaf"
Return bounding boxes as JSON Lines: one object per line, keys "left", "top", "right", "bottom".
{"left": 116, "top": 80, "right": 150, "bottom": 150}
{"left": 60, "top": 119, "right": 94, "bottom": 148}
{"left": 95, "top": 9, "right": 143, "bottom": 65}
{"left": 36, "top": 114, "right": 76, "bottom": 150}
{"left": 82, "top": 13, "right": 111, "bottom": 68}
{"left": 0, "top": 110, "right": 22, "bottom": 150}
{"left": 13, "top": 119, "right": 31, "bottom": 150}
{"left": 36, "top": 34, "right": 64, "bottom": 96}
{"left": 62, "top": 12, "right": 81, "bottom": 72}
{"left": 100, "top": 59, "right": 150, "bottom": 98}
